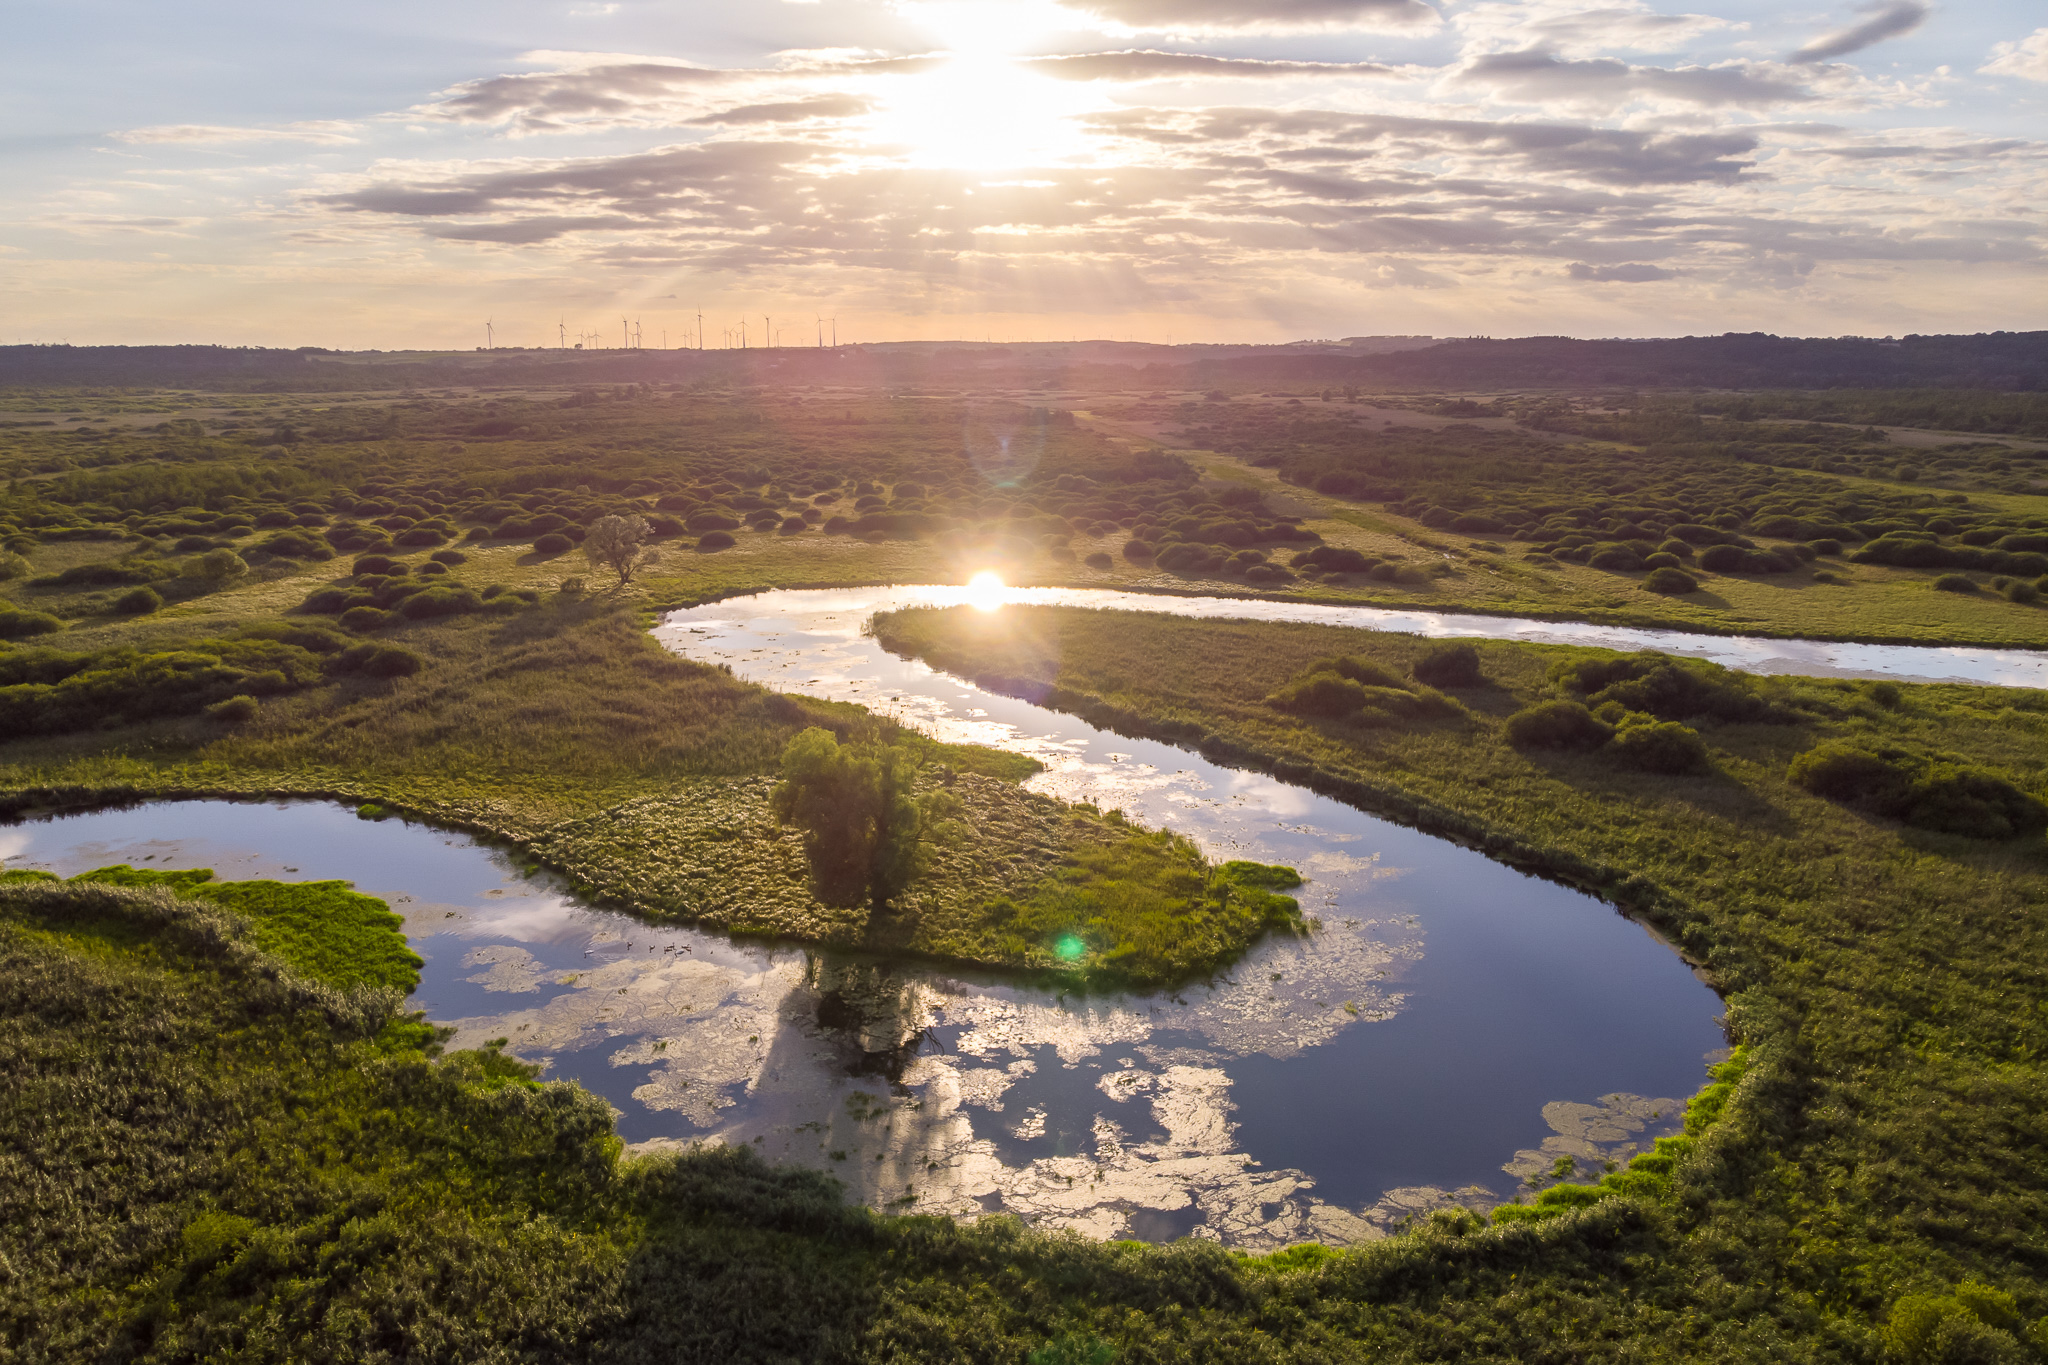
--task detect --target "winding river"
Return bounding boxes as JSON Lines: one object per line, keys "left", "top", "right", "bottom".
{"left": 20, "top": 584, "right": 2009, "bottom": 1251}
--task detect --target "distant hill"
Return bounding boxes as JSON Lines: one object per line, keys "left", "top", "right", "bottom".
{"left": 1, "top": 331, "right": 2040, "bottom": 392}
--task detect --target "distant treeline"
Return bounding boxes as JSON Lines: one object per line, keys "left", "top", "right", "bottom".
{"left": 2, "top": 331, "right": 2043, "bottom": 393}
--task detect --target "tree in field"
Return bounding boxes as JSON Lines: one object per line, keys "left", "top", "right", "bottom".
{"left": 770, "top": 727, "right": 925, "bottom": 908}
{"left": 582, "top": 514, "right": 656, "bottom": 585}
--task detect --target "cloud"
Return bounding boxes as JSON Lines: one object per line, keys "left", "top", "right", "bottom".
{"left": 687, "top": 94, "right": 874, "bottom": 125}
{"left": 1056, "top": 0, "right": 1438, "bottom": 34}
{"left": 1453, "top": 1, "right": 1736, "bottom": 59}
{"left": 1980, "top": 27, "right": 2048, "bottom": 81}
{"left": 1788, "top": 1, "right": 1929, "bottom": 63}
{"left": 1021, "top": 50, "right": 1396, "bottom": 80}
{"left": 114, "top": 121, "right": 359, "bottom": 146}
{"left": 1458, "top": 50, "right": 1815, "bottom": 108}
{"left": 1568, "top": 261, "right": 1677, "bottom": 280}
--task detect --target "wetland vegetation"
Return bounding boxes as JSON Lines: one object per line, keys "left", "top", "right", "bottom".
{"left": 2, "top": 368, "right": 2047, "bottom": 1360}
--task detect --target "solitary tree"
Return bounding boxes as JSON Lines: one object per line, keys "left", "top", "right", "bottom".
{"left": 770, "top": 727, "right": 925, "bottom": 908}
{"left": 582, "top": 513, "right": 656, "bottom": 585}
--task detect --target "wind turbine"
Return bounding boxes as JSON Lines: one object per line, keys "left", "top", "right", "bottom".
{"left": 485, "top": 319, "right": 494, "bottom": 350}
{"left": 558, "top": 318, "right": 566, "bottom": 349}
{"left": 697, "top": 306, "right": 704, "bottom": 350}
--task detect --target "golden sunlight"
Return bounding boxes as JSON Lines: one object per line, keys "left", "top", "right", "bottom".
{"left": 867, "top": 0, "right": 1104, "bottom": 169}
{"left": 965, "top": 569, "right": 1007, "bottom": 612}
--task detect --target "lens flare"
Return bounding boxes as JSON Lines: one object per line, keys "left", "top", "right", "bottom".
{"left": 965, "top": 569, "right": 1006, "bottom": 612}
{"left": 1055, "top": 934, "right": 1086, "bottom": 962}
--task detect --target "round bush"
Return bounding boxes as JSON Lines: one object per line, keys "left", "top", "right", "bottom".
{"left": 205, "top": 694, "right": 259, "bottom": 723}
{"left": 697, "top": 530, "right": 736, "bottom": 552}
{"left": 1932, "top": 574, "right": 1978, "bottom": 594}
{"left": 1643, "top": 552, "right": 1684, "bottom": 571}
{"left": 1413, "top": 643, "right": 1483, "bottom": 688}
{"left": 112, "top": 586, "right": 163, "bottom": 615}
{"left": 2006, "top": 580, "right": 2039, "bottom": 604}
{"left": 1642, "top": 567, "right": 1699, "bottom": 595}
{"left": 1588, "top": 547, "right": 1643, "bottom": 572}
{"left": 339, "top": 606, "right": 391, "bottom": 632}
{"left": 416, "top": 561, "right": 449, "bottom": 576}
{"left": 353, "top": 553, "right": 402, "bottom": 576}
{"left": 1505, "top": 700, "right": 1613, "bottom": 752}
{"left": 533, "top": 533, "right": 574, "bottom": 555}
{"left": 1611, "top": 719, "right": 1709, "bottom": 774}
{"left": 1697, "top": 544, "right": 1747, "bottom": 573}
{"left": 361, "top": 645, "right": 423, "bottom": 679}
{"left": 779, "top": 516, "right": 809, "bottom": 534}
{"left": 1123, "top": 539, "right": 1155, "bottom": 562}
{"left": 1085, "top": 551, "right": 1113, "bottom": 569}
{"left": 0, "top": 608, "right": 63, "bottom": 640}
{"left": 1655, "top": 540, "right": 1695, "bottom": 560}
{"left": 1809, "top": 539, "right": 1843, "bottom": 556}
{"left": 1266, "top": 673, "right": 1369, "bottom": 718}
{"left": 429, "top": 549, "right": 467, "bottom": 566}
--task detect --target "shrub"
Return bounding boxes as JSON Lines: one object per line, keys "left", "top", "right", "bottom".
{"left": 0, "top": 552, "right": 28, "bottom": 581}
{"left": 1122, "top": 539, "right": 1154, "bottom": 561}
{"left": 1587, "top": 547, "right": 1643, "bottom": 572}
{"left": 353, "top": 553, "right": 403, "bottom": 576}
{"left": 0, "top": 609, "right": 63, "bottom": 640}
{"left": 1084, "top": 552, "right": 1113, "bottom": 569}
{"left": 1790, "top": 743, "right": 2046, "bottom": 839}
{"left": 339, "top": 606, "right": 391, "bottom": 632}
{"left": 205, "top": 694, "right": 259, "bottom": 723}
{"left": 334, "top": 642, "right": 424, "bottom": 679}
{"left": 1932, "top": 574, "right": 1978, "bottom": 593}
{"left": 1505, "top": 700, "right": 1613, "bottom": 752}
{"left": 1266, "top": 673, "right": 1371, "bottom": 718}
{"left": 1610, "top": 717, "right": 1709, "bottom": 774}
{"left": 697, "top": 530, "right": 736, "bottom": 551}
{"left": 1642, "top": 567, "right": 1699, "bottom": 595}
{"left": 429, "top": 549, "right": 467, "bottom": 566}
{"left": 771, "top": 728, "right": 926, "bottom": 907}
{"left": 112, "top": 587, "right": 163, "bottom": 615}
{"left": 1412, "top": 643, "right": 1484, "bottom": 688}
{"left": 1643, "top": 552, "right": 1684, "bottom": 570}
{"left": 396, "top": 587, "right": 482, "bottom": 620}
{"left": 1551, "top": 653, "right": 1779, "bottom": 724}
{"left": 2006, "top": 580, "right": 2039, "bottom": 604}
{"left": 185, "top": 548, "right": 249, "bottom": 583}
{"left": 533, "top": 533, "right": 574, "bottom": 555}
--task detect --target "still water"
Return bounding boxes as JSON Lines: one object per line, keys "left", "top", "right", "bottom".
{"left": 0, "top": 585, "right": 1761, "bottom": 1250}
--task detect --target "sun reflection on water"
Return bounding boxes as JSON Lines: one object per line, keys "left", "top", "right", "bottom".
{"left": 965, "top": 569, "right": 1007, "bottom": 612}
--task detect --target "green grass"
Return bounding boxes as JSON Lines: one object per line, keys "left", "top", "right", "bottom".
{"left": 68, "top": 864, "right": 422, "bottom": 991}
{"left": 873, "top": 601, "right": 2048, "bottom": 1352}
{"left": 0, "top": 875, "right": 1808, "bottom": 1363}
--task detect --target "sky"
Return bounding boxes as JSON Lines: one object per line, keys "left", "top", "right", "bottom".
{"left": 2, "top": 0, "right": 2043, "bottom": 348}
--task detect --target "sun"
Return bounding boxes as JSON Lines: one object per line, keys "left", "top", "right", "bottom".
{"left": 965, "top": 569, "right": 1007, "bottom": 612}
{"left": 864, "top": 0, "right": 1106, "bottom": 171}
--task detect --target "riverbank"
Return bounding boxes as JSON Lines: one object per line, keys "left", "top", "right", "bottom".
{"left": 871, "top": 601, "right": 2048, "bottom": 1347}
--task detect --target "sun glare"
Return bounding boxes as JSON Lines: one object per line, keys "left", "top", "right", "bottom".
{"left": 867, "top": 0, "right": 1104, "bottom": 170}
{"left": 965, "top": 570, "right": 1007, "bottom": 612}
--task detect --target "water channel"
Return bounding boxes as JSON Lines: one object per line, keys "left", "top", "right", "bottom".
{"left": 14, "top": 583, "right": 1992, "bottom": 1250}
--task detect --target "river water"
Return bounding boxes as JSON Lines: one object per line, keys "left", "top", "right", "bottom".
{"left": 0, "top": 584, "right": 1833, "bottom": 1251}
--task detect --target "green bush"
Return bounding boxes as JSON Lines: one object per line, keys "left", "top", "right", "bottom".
{"left": 1266, "top": 672, "right": 1371, "bottom": 718}
{"left": 1932, "top": 573, "right": 1978, "bottom": 593}
{"left": 0, "top": 609, "right": 64, "bottom": 639}
{"left": 2006, "top": 580, "right": 2039, "bottom": 604}
{"left": 112, "top": 586, "right": 163, "bottom": 615}
{"left": 1084, "top": 552, "right": 1112, "bottom": 569}
{"left": 697, "top": 530, "right": 735, "bottom": 551}
{"left": 1642, "top": 566, "right": 1699, "bottom": 594}
{"left": 353, "top": 553, "right": 403, "bottom": 575}
{"left": 339, "top": 606, "right": 391, "bottom": 632}
{"left": 333, "top": 642, "right": 424, "bottom": 679}
{"left": 1412, "top": 642, "right": 1484, "bottom": 688}
{"left": 1505, "top": 700, "right": 1613, "bottom": 752}
{"left": 204, "top": 694, "right": 259, "bottom": 723}
{"left": 429, "top": 549, "right": 467, "bottom": 566}
{"left": 1551, "top": 653, "right": 1780, "bottom": 724}
{"left": 1610, "top": 717, "right": 1709, "bottom": 774}
{"left": 770, "top": 728, "right": 926, "bottom": 907}
{"left": 533, "top": 533, "right": 574, "bottom": 555}
{"left": 1789, "top": 742, "right": 2046, "bottom": 839}
{"left": 1122, "top": 538, "right": 1154, "bottom": 561}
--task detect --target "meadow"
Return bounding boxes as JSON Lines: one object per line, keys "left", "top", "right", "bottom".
{"left": 3, "top": 379, "right": 2047, "bottom": 1360}
{"left": 875, "top": 601, "right": 2048, "bottom": 1359}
